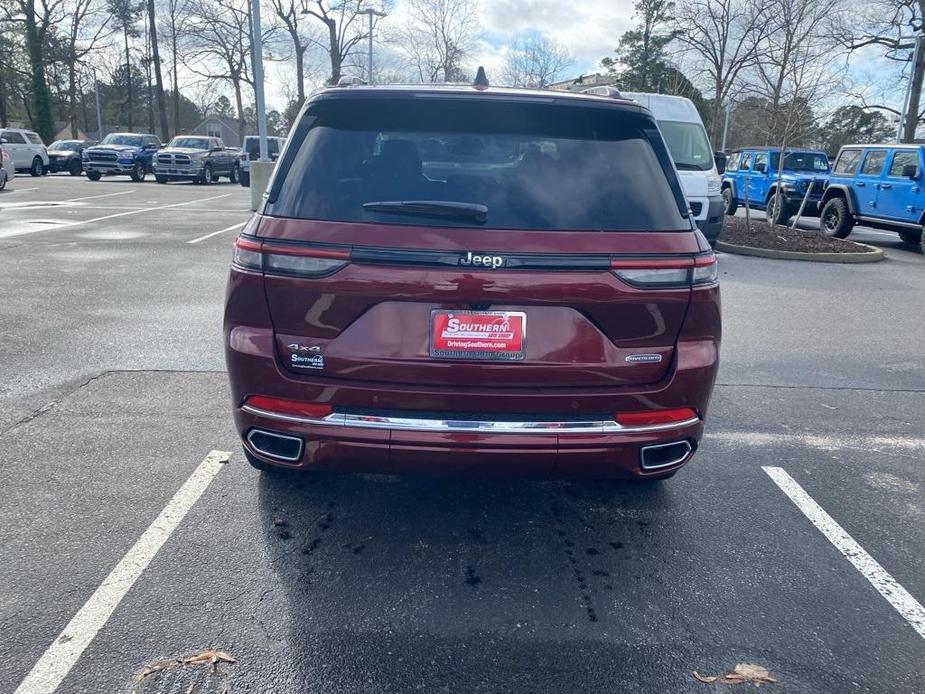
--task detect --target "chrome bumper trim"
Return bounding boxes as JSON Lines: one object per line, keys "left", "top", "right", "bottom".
{"left": 241, "top": 405, "right": 700, "bottom": 435}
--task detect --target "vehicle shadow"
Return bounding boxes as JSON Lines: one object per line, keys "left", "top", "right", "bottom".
{"left": 253, "top": 469, "right": 706, "bottom": 692}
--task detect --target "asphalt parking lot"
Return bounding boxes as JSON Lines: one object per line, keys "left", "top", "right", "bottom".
{"left": 1, "top": 174, "right": 924, "bottom": 693}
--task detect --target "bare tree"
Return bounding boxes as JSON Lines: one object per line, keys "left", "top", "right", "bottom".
{"left": 672, "top": 0, "right": 770, "bottom": 142}
{"left": 145, "top": 0, "right": 169, "bottom": 139}
{"left": 834, "top": 0, "right": 924, "bottom": 141}
{"left": 299, "top": 0, "right": 383, "bottom": 84}
{"left": 184, "top": 0, "right": 255, "bottom": 140}
{"left": 59, "top": 0, "right": 113, "bottom": 138}
{"left": 502, "top": 35, "right": 571, "bottom": 88}
{"left": 393, "top": 0, "right": 477, "bottom": 82}
{"left": 270, "top": 0, "right": 315, "bottom": 102}
{"left": 158, "top": 0, "right": 194, "bottom": 135}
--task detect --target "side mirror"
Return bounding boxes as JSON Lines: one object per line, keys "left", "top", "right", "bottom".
{"left": 713, "top": 151, "right": 727, "bottom": 174}
{"left": 902, "top": 163, "right": 919, "bottom": 179}
{"left": 0, "top": 138, "right": 6, "bottom": 144}
{"left": 754, "top": 162, "right": 767, "bottom": 174}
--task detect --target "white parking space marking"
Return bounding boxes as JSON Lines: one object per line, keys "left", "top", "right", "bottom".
{"left": 14, "top": 450, "right": 230, "bottom": 694}
{"left": 710, "top": 431, "right": 925, "bottom": 453}
{"left": 187, "top": 220, "right": 247, "bottom": 244}
{"left": 0, "top": 193, "right": 231, "bottom": 239}
{"left": 65, "top": 190, "right": 135, "bottom": 203}
{"left": 763, "top": 466, "right": 925, "bottom": 641}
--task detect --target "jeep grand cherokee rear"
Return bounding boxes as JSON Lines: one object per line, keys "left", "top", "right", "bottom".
{"left": 224, "top": 83, "right": 721, "bottom": 479}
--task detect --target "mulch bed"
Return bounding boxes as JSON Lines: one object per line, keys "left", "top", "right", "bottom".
{"left": 720, "top": 216, "right": 870, "bottom": 253}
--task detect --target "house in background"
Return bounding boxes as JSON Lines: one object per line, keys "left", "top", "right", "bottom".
{"left": 191, "top": 114, "right": 249, "bottom": 147}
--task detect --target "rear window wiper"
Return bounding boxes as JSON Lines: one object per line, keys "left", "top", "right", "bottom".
{"left": 674, "top": 162, "right": 707, "bottom": 171}
{"left": 362, "top": 200, "right": 488, "bottom": 224}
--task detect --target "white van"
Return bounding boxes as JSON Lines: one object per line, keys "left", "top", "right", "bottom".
{"left": 621, "top": 93, "right": 723, "bottom": 245}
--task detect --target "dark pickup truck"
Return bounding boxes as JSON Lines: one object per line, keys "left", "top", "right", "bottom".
{"left": 153, "top": 136, "right": 239, "bottom": 184}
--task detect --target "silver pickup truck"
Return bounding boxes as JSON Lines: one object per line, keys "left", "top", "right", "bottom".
{"left": 153, "top": 136, "right": 240, "bottom": 184}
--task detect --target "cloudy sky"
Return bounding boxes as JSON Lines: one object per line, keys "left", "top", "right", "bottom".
{"left": 259, "top": 0, "right": 907, "bottom": 121}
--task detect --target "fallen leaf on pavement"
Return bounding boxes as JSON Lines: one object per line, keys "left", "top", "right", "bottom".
{"left": 182, "top": 649, "right": 237, "bottom": 673}
{"left": 693, "top": 662, "right": 777, "bottom": 687}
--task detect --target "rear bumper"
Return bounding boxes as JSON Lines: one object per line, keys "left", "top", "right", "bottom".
{"left": 226, "top": 326, "right": 718, "bottom": 479}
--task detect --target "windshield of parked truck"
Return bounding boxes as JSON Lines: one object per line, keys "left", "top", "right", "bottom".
{"left": 49, "top": 142, "right": 80, "bottom": 151}
{"left": 658, "top": 120, "right": 714, "bottom": 171}
{"left": 100, "top": 134, "right": 143, "bottom": 147}
{"left": 169, "top": 137, "right": 212, "bottom": 149}
{"left": 771, "top": 152, "right": 829, "bottom": 172}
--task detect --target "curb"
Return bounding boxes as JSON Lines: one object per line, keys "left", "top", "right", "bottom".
{"left": 715, "top": 240, "right": 885, "bottom": 263}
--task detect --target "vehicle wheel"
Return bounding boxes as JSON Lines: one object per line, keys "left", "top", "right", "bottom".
{"left": 819, "top": 197, "right": 854, "bottom": 238}
{"left": 130, "top": 163, "right": 146, "bottom": 182}
{"left": 244, "top": 449, "right": 289, "bottom": 474}
{"left": 898, "top": 229, "right": 922, "bottom": 245}
{"left": 68, "top": 159, "right": 82, "bottom": 176}
{"left": 86, "top": 170, "right": 102, "bottom": 181}
{"left": 240, "top": 170, "right": 250, "bottom": 187}
{"left": 229, "top": 163, "right": 239, "bottom": 184}
{"left": 0, "top": 170, "right": 6, "bottom": 191}
{"left": 30, "top": 156, "right": 44, "bottom": 177}
{"left": 155, "top": 175, "right": 169, "bottom": 184}
{"left": 200, "top": 164, "right": 214, "bottom": 185}
{"left": 766, "top": 193, "right": 794, "bottom": 226}
{"left": 721, "top": 187, "right": 737, "bottom": 216}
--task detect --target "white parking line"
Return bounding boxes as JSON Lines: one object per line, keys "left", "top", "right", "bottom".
{"left": 0, "top": 193, "right": 231, "bottom": 239}
{"left": 763, "top": 466, "right": 925, "bottom": 640}
{"left": 14, "top": 450, "right": 230, "bottom": 694}
{"left": 65, "top": 190, "right": 135, "bottom": 203}
{"left": 187, "top": 220, "right": 247, "bottom": 244}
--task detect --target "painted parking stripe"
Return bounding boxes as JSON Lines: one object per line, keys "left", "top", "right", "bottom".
{"left": 14, "top": 450, "right": 230, "bottom": 694}
{"left": 187, "top": 220, "right": 247, "bottom": 244}
{"left": 0, "top": 193, "right": 231, "bottom": 239}
{"left": 64, "top": 190, "right": 135, "bottom": 203}
{"left": 763, "top": 466, "right": 925, "bottom": 640}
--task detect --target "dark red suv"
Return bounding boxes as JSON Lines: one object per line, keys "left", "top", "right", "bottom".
{"left": 224, "top": 83, "right": 721, "bottom": 480}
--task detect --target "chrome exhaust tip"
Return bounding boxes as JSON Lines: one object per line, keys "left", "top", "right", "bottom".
{"left": 640, "top": 440, "right": 693, "bottom": 470}
{"left": 246, "top": 428, "right": 304, "bottom": 462}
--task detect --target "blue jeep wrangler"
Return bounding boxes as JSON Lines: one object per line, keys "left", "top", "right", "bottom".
{"left": 82, "top": 133, "right": 161, "bottom": 182}
{"left": 721, "top": 147, "right": 831, "bottom": 225}
{"left": 819, "top": 145, "right": 925, "bottom": 250}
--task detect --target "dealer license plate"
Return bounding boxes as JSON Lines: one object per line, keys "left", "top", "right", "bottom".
{"left": 430, "top": 310, "right": 526, "bottom": 361}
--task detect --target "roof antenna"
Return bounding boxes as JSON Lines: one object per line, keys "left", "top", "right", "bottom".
{"left": 473, "top": 66, "right": 489, "bottom": 90}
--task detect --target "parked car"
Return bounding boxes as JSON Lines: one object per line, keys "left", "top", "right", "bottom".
{"left": 621, "top": 92, "right": 724, "bottom": 246}
{"left": 82, "top": 133, "right": 161, "bottom": 181}
{"left": 0, "top": 142, "right": 12, "bottom": 190}
{"left": 47, "top": 139, "right": 96, "bottom": 175}
{"left": 238, "top": 135, "right": 285, "bottom": 187}
{"left": 224, "top": 80, "right": 721, "bottom": 480}
{"left": 153, "top": 135, "right": 239, "bottom": 184}
{"left": 820, "top": 145, "right": 925, "bottom": 250}
{"left": 721, "top": 147, "right": 831, "bottom": 225}
{"left": 0, "top": 128, "right": 49, "bottom": 176}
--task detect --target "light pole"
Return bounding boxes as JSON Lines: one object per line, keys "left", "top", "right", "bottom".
{"left": 249, "top": 0, "right": 269, "bottom": 162}
{"left": 94, "top": 74, "right": 103, "bottom": 140}
{"left": 359, "top": 8, "right": 386, "bottom": 84}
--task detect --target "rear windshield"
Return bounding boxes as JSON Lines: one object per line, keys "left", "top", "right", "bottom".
{"left": 49, "top": 141, "right": 80, "bottom": 151}
{"left": 266, "top": 97, "right": 690, "bottom": 231}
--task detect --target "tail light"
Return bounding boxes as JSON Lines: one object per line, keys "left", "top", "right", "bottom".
{"left": 244, "top": 395, "right": 332, "bottom": 418}
{"left": 616, "top": 407, "right": 698, "bottom": 427}
{"left": 611, "top": 253, "right": 717, "bottom": 288}
{"left": 233, "top": 233, "right": 351, "bottom": 278}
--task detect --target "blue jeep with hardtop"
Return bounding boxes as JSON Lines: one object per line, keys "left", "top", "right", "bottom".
{"left": 721, "top": 147, "right": 831, "bottom": 225}
{"left": 82, "top": 133, "right": 161, "bottom": 182}
{"left": 819, "top": 144, "right": 925, "bottom": 250}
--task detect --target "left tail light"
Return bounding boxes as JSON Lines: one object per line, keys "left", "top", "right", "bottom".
{"left": 233, "top": 232, "right": 351, "bottom": 278}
